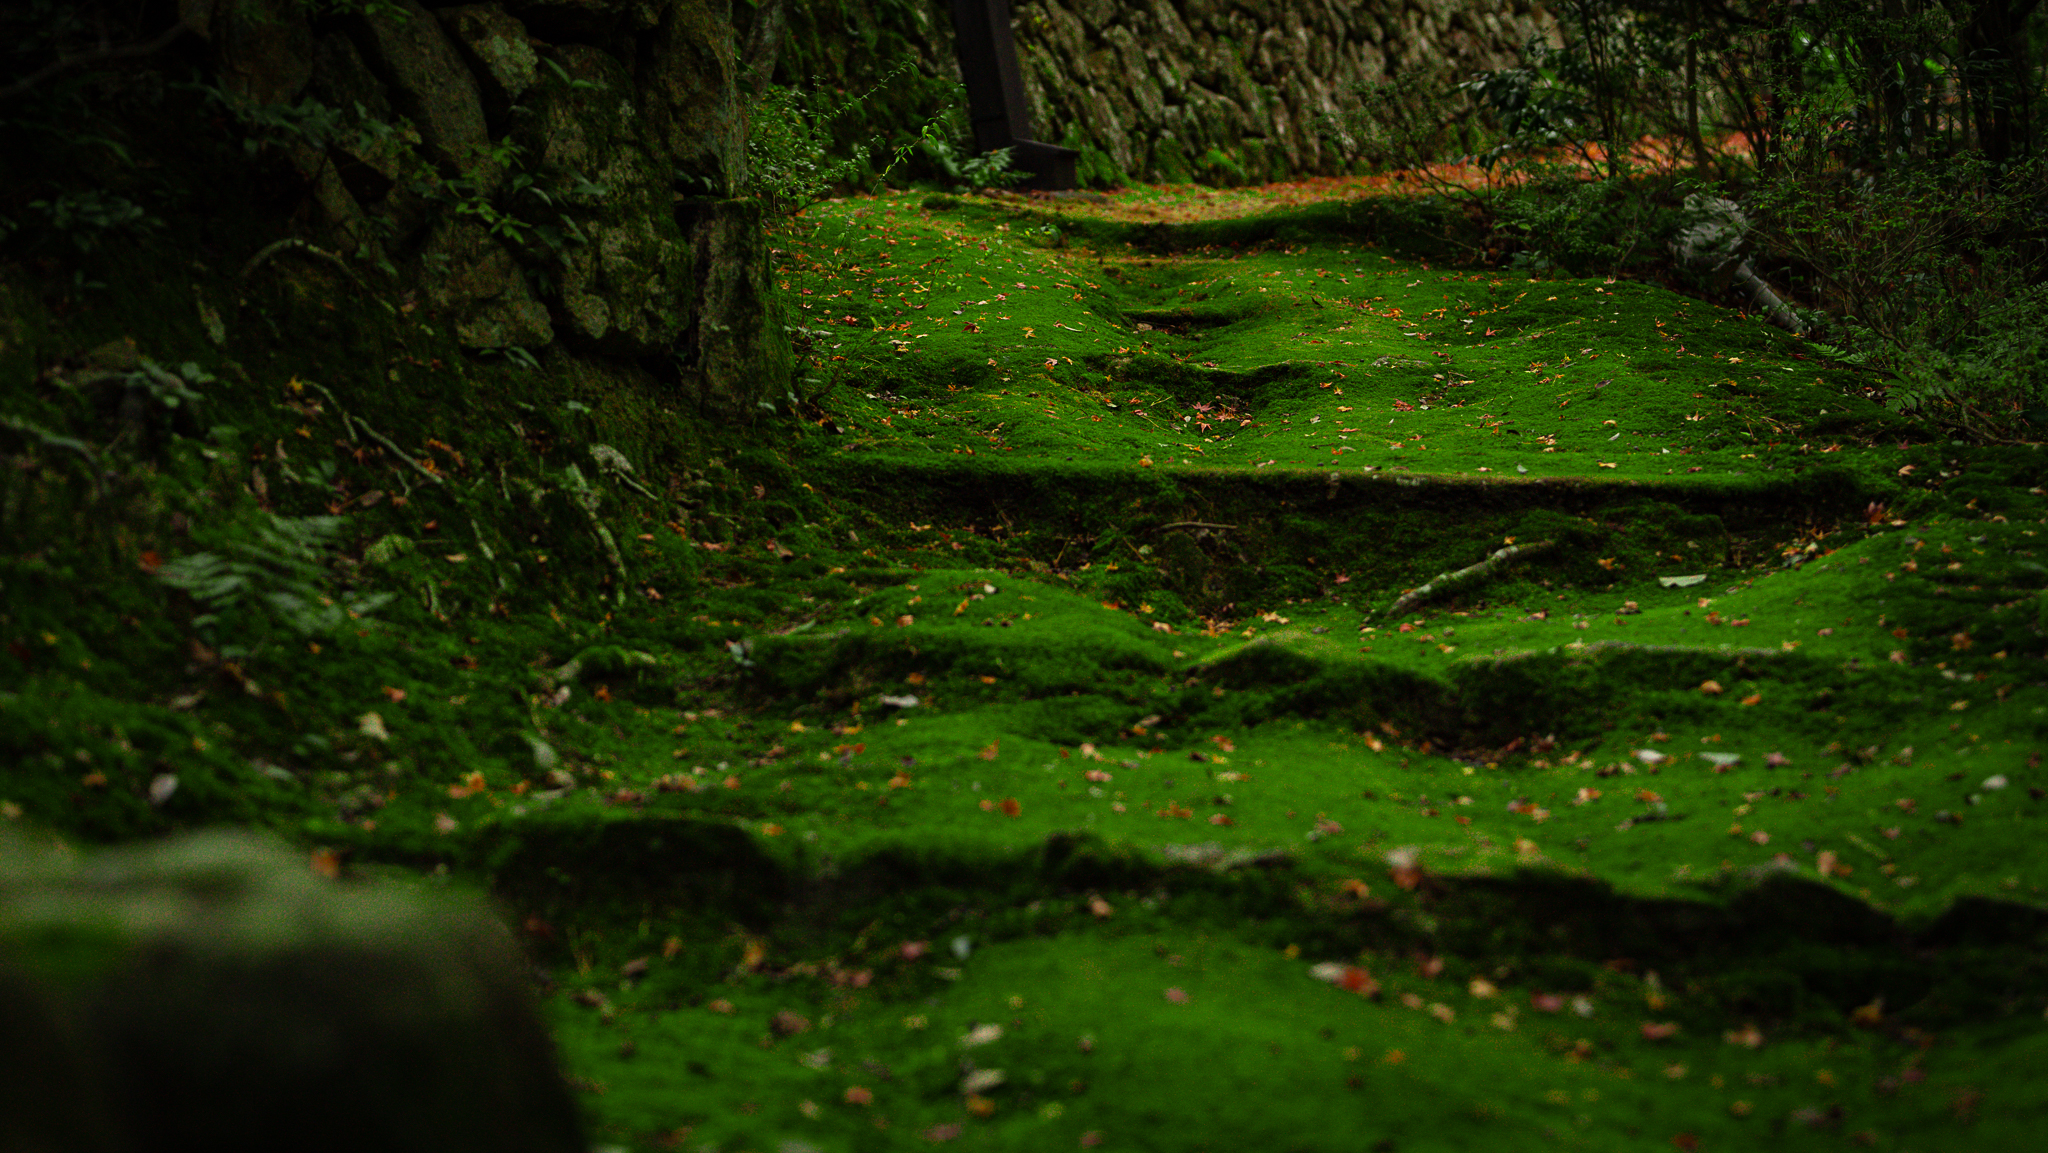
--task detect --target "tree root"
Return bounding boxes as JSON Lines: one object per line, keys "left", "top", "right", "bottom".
{"left": 238, "top": 238, "right": 360, "bottom": 284}
{"left": 1382, "top": 539, "right": 1554, "bottom": 618}
{"left": 299, "top": 380, "right": 443, "bottom": 487}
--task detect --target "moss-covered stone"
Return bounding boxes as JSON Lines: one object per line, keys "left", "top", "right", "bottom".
{"left": 0, "top": 829, "right": 583, "bottom": 1153}
{"left": 355, "top": 0, "right": 501, "bottom": 196}
{"left": 436, "top": 4, "right": 540, "bottom": 132}
{"left": 516, "top": 44, "right": 690, "bottom": 357}
{"left": 416, "top": 219, "right": 554, "bottom": 349}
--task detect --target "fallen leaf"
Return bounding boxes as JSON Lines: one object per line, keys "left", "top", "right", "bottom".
{"left": 1698, "top": 680, "right": 1723, "bottom": 695}
{"left": 999, "top": 797, "right": 1021, "bottom": 818}
{"left": 843, "top": 1085, "right": 872, "bottom": 1105}
{"left": 1740, "top": 693, "right": 1762, "bottom": 706}
{"left": 1164, "top": 987, "right": 1189, "bottom": 1003}
{"left": 1641, "top": 1021, "right": 1680, "bottom": 1040}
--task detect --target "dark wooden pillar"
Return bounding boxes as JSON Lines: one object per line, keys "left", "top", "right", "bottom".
{"left": 949, "top": 0, "right": 1077, "bottom": 190}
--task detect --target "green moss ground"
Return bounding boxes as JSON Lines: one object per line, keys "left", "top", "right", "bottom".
{"left": 4, "top": 168, "right": 2046, "bottom": 1151}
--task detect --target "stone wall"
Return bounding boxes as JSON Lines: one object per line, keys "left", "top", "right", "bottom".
{"left": 179, "top": 0, "right": 788, "bottom": 416}
{"left": 1008, "top": 0, "right": 1559, "bottom": 185}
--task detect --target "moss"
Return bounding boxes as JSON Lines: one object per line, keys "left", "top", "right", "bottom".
{"left": 8, "top": 124, "right": 2048, "bottom": 1149}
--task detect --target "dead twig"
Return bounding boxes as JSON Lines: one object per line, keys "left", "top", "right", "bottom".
{"left": 1383, "top": 539, "right": 1554, "bottom": 618}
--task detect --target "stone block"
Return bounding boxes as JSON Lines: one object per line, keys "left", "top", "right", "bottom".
{"left": 515, "top": 44, "right": 690, "bottom": 357}
{"left": 208, "top": 0, "right": 315, "bottom": 107}
{"left": 416, "top": 219, "right": 555, "bottom": 349}
{"left": 677, "top": 198, "right": 793, "bottom": 418}
{"left": 438, "top": 4, "right": 540, "bottom": 131}
{"left": 355, "top": 0, "right": 500, "bottom": 195}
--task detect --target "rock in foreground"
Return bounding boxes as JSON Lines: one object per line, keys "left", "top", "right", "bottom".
{"left": 0, "top": 828, "right": 582, "bottom": 1153}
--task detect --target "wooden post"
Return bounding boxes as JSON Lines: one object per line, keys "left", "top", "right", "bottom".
{"left": 949, "top": 0, "right": 1078, "bottom": 189}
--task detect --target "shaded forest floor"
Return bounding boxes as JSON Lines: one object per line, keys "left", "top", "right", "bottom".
{"left": 4, "top": 172, "right": 2046, "bottom": 1151}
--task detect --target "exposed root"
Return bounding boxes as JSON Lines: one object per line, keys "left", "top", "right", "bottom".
{"left": 298, "top": 380, "right": 444, "bottom": 487}
{"left": 238, "top": 238, "right": 359, "bottom": 284}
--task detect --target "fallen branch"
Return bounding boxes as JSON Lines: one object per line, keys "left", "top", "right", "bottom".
{"left": 239, "top": 238, "right": 357, "bottom": 283}
{"left": 0, "top": 20, "right": 189, "bottom": 102}
{"left": 1155, "top": 521, "right": 1238, "bottom": 532}
{"left": 1383, "top": 539, "right": 1553, "bottom": 618}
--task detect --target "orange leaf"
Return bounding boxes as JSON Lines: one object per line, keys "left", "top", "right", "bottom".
{"left": 1641, "top": 1021, "right": 1680, "bottom": 1040}
{"left": 1339, "top": 966, "right": 1379, "bottom": 997}
{"left": 999, "top": 797, "right": 1021, "bottom": 818}
{"left": 979, "top": 740, "right": 1000, "bottom": 760}
{"left": 309, "top": 848, "right": 342, "bottom": 879}
{"left": 843, "top": 1086, "right": 873, "bottom": 1106}
{"left": 1739, "top": 693, "right": 1762, "bottom": 706}
{"left": 381, "top": 685, "right": 407, "bottom": 702}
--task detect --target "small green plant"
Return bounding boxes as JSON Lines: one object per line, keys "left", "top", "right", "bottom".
{"left": 155, "top": 514, "right": 393, "bottom": 662}
{"left": 1320, "top": 64, "right": 1487, "bottom": 178}
{"left": 741, "top": 65, "right": 948, "bottom": 213}
{"left": 14, "top": 189, "right": 156, "bottom": 254}
{"left": 1746, "top": 151, "right": 2048, "bottom": 436}
{"left": 917, "top": 112, "right": 1027, "bottom": 191}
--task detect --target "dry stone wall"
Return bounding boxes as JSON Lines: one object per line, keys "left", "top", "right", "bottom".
{"left": 178, "top": 0, "right": 787, "bottom": 417}
{"left": 1008, "top": 0, "right": 1558, "bottom": 185}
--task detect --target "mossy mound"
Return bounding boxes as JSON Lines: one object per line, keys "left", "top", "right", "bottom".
{"left": 4, "top": 164, "right": 2045, "bottom": 1151}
